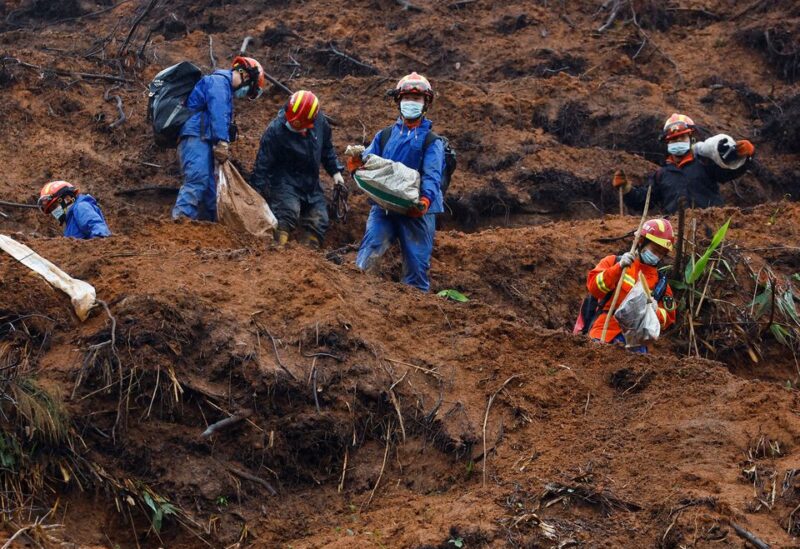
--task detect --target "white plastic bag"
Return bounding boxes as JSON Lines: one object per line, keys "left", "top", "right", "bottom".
{"left": 693, "top": 134, "right": 747, "bottom": 170}
{"left": 0, "top": 234, "right": 96, "bottom": 321}
{"left": 216, "top": 162, "right": 277, "bottom": 237}
{"left": 353, "top": 154, "right": 420, "bottom": 213}
{"left": 614, "top": 280, "right": 661, "bottom": 346}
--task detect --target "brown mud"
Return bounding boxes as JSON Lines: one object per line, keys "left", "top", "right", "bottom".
{"left": 2, "top": 0, "right": 800, "bottom": 547}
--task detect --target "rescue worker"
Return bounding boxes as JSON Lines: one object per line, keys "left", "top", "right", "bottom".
{"left": 37, "top": 181, "right": 111, "bottom": 239}
{"left": 172, "top": 56, "right": 266, "bottom": 221}
{"left": 587, "top": 218, "right": 677, "bottom": 352}
{"left": 616, "top": 113, "right": 756, "bottom": 214}
{"left": 249, "top": 90, "right": 344, "bottom": 248}
{"left": 351, "top": 72, "right": 445, "bottom": 292}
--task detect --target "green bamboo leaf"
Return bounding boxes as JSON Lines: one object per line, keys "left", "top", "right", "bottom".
{"left": 437, "top": 289, "right": 469, "bottom": 302}
{"left": 688, "top": 218, "right": 731, "bottom": 284}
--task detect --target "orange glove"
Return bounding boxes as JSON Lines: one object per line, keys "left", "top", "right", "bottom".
{"left": 346, "top": 155, "right": 363, "bottom": 173}
{"left": 612, "top": 169, "right": 632, "bottom": 193}
{"left": 736, "top": 140, "right": 755, "bottom": 158}
{"left": 407, "top": 197, "right": 430, "bottom": 218}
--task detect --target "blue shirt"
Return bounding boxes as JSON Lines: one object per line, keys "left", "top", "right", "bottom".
{"left": 64, "top": 195, "right": 111, "bottom": 239}
{"left": 364, "top": 117, "right": 445, "bottom": 214}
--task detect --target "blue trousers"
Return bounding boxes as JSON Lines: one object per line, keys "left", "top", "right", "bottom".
{"left": 268, "top": 183, "right": 329, "bottom": 240}
{"left": 173, "top": 137, "right": 216, "bottom": 220}
{"left": 356, "top": 207, "right": 435, "bottom": 292}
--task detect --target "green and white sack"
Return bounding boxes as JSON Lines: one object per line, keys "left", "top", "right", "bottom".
{"left": 353, "top": 154, "right": 420, "bottom": 213}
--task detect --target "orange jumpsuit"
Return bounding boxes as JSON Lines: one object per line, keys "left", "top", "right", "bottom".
{"left": 587, "top": 255, "right": 676, "bottom": 343}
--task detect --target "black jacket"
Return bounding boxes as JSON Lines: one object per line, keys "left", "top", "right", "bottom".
{"left": 624, "top": 153, "right": 750, "bottom": 214}
{"left": 250, "top": 109, "right": 343, "bottom": 195}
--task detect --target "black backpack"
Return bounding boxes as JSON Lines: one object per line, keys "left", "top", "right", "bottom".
{"left": 379, "top": 127, "right": 457, "bottom": 194}
{"left": 147, "top": 62, "right": 202, "bottom": 148}
{"left": 573, "top": 257, "right": 669, "bottom": 336}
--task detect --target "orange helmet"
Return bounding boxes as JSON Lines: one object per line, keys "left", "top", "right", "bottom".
{"left": 661, "top": 113, "right": 696, "bottom": 141}
{"left": 38, "top": 180, "right": 78, "bottom": 216}
{"left": 640, "top": 218, "right": 675, "bottom": 252}
{"left": 285, "top": 90, "right": 320, "bottom": 130}
{"left": 392, "top": 72, "right": 434, "bottom": 104}
{"left": 232, "top": 56, "right": 266, "bottom": 100}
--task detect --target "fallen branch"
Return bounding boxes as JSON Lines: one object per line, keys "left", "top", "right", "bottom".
{"left": 251, "top": 317, "right": 298, "bottom": 381}
{"left": 448, "top": 0, "right": 478, "bottom": 8}
{"left": 395, "top": 0, "right": 424, "bottom": 12}
{"left": 362, "top": 421, "right": 392, "bottom": 510}
{"left": 114, "top": 185, "right": 179, "bottom": 196}
{"left": 239, "top": 35, "right": 253, "bottom": 55}
{"left": 103, "top": 85, "right": 127, "bottom": 128}
{"left": 0, "top": 199, "right": 38, "bottom": 209}
{"left": 201, "top": 409, "right": 252, "bottom": 438}
{"left": 118, "top": 0, "right": 160, "bottom": 57}
{"left": 730, "top": 522, "right": 770, "bottom": 549}
{"left": 227, "top": 465, "right": 277, "bottom": 496}
{"left": 208, "top": 35, "right": 216, "bottom": 69}
{"left": 482, "top": 374, "right": 522, "bottom": 487}
{"left": 598, "top": 0, "right": 625, "bottom": 32}
{"left": 265, "top": 73, "right": 293, "bottom": 96}
{"left": 2, "top": 56, "right": 132, "bottom": 83}
{"left": 321, "top": 43, "right": 379, "bottom": 75}
{"left": 594, "top": 230, "right": 635, "bottom": 243}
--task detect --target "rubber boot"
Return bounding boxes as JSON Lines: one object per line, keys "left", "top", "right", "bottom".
{"left": 274, "top": 229, "right": 289, "bottom": 248}
{"left": 301, "top": 232, "right": 321, "bottom": 250}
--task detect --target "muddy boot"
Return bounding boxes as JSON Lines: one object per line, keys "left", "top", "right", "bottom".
{"left": 273, "top": 229, "right": 290, "bottom": 248}
{"left": 300, "top": 231, "right": 321, "bottom": 250}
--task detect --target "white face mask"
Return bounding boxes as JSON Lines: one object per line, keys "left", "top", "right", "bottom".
{"left": 667, "top": 141, "right": 691, "bottom": 156}
{"left": 400, "top": 100, "right": 424, "bottom": 120}
{"left": 50, "top": 205, "right": 65, "bottom": 223}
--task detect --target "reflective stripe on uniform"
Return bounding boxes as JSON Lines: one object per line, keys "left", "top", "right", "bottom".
{"left": 657, "top": 308, "right": 667, "bottom": 325}
{"left": 596, "top": 272, "right": 611, "bottom": 293}
{"left": 622, "top": 274, "right": 636, "bottom": 288}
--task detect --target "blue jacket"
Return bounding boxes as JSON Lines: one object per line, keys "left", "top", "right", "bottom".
{"left": 250, "top": 108, "right": 343, "bottom": 195}
{"left": 363, "top": 117, "right": 445, "bottom": 214}
{"left": 64, "top": 195, "right": 111, "bottom": 239}
{"left": 179, "top": 70, "right": 233, "bottom": 143}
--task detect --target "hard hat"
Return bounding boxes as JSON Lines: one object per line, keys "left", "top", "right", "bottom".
{"left": 661, "top": 113, "right": 696, "bottom": 141}
{"left": 285, "top": 90, "right": 320, "bottom": 130}
{"left": 232, "top": 56, "right": 266, "bottom": 100}
{"left": 641, "top": 218, "right": 675, "bottom": 252}
{"left": 38, "top": 180, "right": 78, "bottom": 215}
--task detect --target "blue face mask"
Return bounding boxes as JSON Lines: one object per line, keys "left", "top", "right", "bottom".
{"left": 667, "top": 141, "right": 691, "bottom": 156}
{"left": 234, "top": 85, "right": 250, "bottom": 99}
{"left": 640, "top": 248, "right": 661, "bottom": 266}
{"left": 400, "top": 100, "right": 424, "bottom": 120}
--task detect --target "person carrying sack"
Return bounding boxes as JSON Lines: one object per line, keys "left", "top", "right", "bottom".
{"left": 172, "top": 56, "right": 266, "bottom": 221}
{"left": 614, "top": 113, "right": 755, "bottom": 214}
{"left": 585, "top": 218, "right": 677, "bottom": 352}
{"left": 348, "top": 72, "right": 445, "bottom": 292}
{"left": 249, "top": 90, "right": 345, "bottom": 249}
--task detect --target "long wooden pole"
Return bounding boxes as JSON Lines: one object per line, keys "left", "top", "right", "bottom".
{"left": 600, "top": 185, "right": 652, "bottom": 343}
{"left": 619, "top": 188, "right": 624, "bottom": 216}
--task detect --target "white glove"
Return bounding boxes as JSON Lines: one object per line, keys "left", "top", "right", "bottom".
{"left": 332, "top": 172, "right": 345, "bottom": 186}
{"left": 619, "top": 252, "right": 636, "bottom": 268}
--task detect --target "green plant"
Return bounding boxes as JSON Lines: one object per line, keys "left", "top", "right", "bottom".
{"left": 215, "top": 495, "right": 228, "bottom": 507}
{"left": 448, "top": 538, "right": 465, "bottom": 548}
{"left": 686, "top": 218, "right": 730, "bottom": 285}
{"left": 143, "top": 490, "right": 177, "bottom": 533}
{"left": 437, "top": 289, "right": 469, "bottom": 302}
